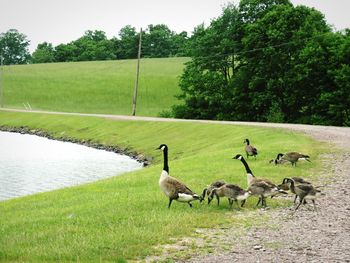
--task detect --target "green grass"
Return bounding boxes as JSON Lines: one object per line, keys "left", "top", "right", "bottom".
{"left": 0, "top": 111, "right": 327, "bottom": 262}
{"left": 2, "top": 57, "right": 188, "bottom": 116}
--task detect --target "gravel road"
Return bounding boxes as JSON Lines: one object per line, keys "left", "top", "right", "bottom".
{"left": 178, "top": 124, "right": 350, "bottom": 263}
{"left": 1, "top": 108, "right": 350, "bottom": 262}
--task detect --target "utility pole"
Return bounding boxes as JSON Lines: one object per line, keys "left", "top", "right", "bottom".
{"left": 0, "top": 56, "right": 3, "bottom": 108}
{"left": 132, "top": 28, "right": 142, "bottom": 116}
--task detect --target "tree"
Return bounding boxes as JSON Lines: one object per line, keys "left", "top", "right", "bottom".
{"left": 143, "top": 24, "right": 174, "bottom": 58}
{"left": 32, "top": 42, "right": 55, "bottom": 63}
{"left": 171, "top": 31, "right": 189, "bottom": 57}
{"left": 0, "top": 29, "right": 31, "bottom": 65}
{"left": 54, "top": 43, "right": 78, "bottom": 62}
{"left": 173, "top": 4, "right": 242, "bottom": 119}
{"left": 235, "top": 4, "right": 330, "bottom": 122}
{"left": 73, "top": 30, "right": 115, "bottom": 61}
{"left": 173, "top": 0, "right": 350, "bottom": 126}
{"left": 117, "top": 25, "right": 139, "bottom": 59}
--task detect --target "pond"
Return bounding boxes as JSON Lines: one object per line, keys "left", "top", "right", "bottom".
{"left": 0, "top": 131, "right": 143, "bottom": 201}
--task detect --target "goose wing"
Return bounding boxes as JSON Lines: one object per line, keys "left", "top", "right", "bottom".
{"left": 245, "top": 145, "right": 257, "bottom": 154}
{"left": 167, "top": 176, "right": 195, "bottom": 195}
{"left": 225, "top": 184, "right": 243, "bottom": 191}
{"left": 250, "top": 180, "right": 273, "bottom": 191}
{"left": 292, "top": 177, "right": 311, "bottom": 184}
{"left": 297, "top": 183, "right": 314, "bottom": 193}
{"left": 254, "top": 178, "right": 276, "bottom": 187}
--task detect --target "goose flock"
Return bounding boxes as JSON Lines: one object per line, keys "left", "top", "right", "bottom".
{"left": 156, "top": 139, "right": 321, "bottom": 211}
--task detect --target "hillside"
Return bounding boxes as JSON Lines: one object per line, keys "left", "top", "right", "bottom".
{"left": 2, "top": 57, "right": 189, "bottom": 116}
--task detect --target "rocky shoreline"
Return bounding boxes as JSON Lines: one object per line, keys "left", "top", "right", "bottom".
{"left": 0, "top": 125, "right": 151, "bottom": 166}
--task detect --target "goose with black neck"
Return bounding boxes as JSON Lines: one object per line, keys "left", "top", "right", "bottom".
{"left": 233, "top": 154, "right": 287, "bottom": 207}
{"left": 156, "top": 144, "right": 201, "bottom": 208}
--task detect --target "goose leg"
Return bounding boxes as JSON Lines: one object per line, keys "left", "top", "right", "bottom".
{"left": 188, "top": 202, "right": 193, "bottom": 208}
{"left": 241, "top": 199, "right": 246, "bottom": 207}
{"left": 229, "top": 199, "right": 233, "bottom": 209}
{"left": 295, "top": 197, "right": 304, "bottom": 211}
{"left": 262, "top": 197, "right": 267, "bottom": 207}
{"left": 216, "top": 193, "right": 220, "bottom": 206}
{"left": 168, "top": 198, "right": 174, "bottom": 209}
{"left": 256, "top": 197, "right": 261, "bottom": 206}
{"left": 312, "top": 200, "right": 317, "bottom": 211}
{"left": 293, "top": 195, "right": 298, "bottom": 203}
{"left": 235, "top": 200, "right": 240, "bottom": 210}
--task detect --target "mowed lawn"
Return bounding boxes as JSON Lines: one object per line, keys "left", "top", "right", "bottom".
{"left": 0, "top": 111, "right": 327, "bottom": 262}
{"left": 2, "top": 57, "right": 188, "bottom": 116}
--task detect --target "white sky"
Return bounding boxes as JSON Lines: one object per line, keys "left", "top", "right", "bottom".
{"left": 1, "top": 0, "right": 349, "bottom": 53}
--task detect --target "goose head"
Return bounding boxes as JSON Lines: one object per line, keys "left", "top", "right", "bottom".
{"left": 233, "top": 154, "right": 243, "bottom": 160}
{"left": 277, "top": 153, "right": 284, "bottom": 160}
{"left": 156, "top": 144, "right": 168, "bottom": 151}
{"left": 243, "top": 139, "right": 250, "bottom": 145}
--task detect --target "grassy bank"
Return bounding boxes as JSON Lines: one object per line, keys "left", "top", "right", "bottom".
{"left": 2, "top": 57, "right": 188, "bottom": 116}
{"left": 0, "top": 111, "right": 326, "bottom": 261}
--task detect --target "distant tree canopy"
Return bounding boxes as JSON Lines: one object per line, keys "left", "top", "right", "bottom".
{"left": 1, "top": 0, "right": 349, "bottom": 126}
{"left": 28, "top": 25, "right": 190, "bottom": 63}
{"left": 0, "top": 29, "right": 31, "bottom": 65}
{"left": 172, "top": 0, "right": 350, "bottom": 126}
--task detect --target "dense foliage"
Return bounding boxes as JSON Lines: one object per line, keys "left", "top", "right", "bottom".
{"left": 0, "top": 0, "right": 349, "bottom": 126}
{"left": 0, "top": 29, "right": 31, "bottom": 65}
{"left": 1, "top": 25, "right": 189, "bottom": 64}
{"left": 172, "top": 0, "right": 350, "bottom": 126}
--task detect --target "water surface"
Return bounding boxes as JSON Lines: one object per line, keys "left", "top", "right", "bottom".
{"left": 0, "top": 131, "right": 143, "bottom": 201}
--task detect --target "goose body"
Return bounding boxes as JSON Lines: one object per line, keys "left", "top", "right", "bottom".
{"left": 157, "top": 144, "right": 200, "bottom": 208}
{"left": 284, "top": 178, "right": 321, "bottom": 210}
{"left": 279, "top": 152, "right": 311, "bottom": 166}
{"left": 269, "top": 153, "right": 289, "bottom": 165}
{"left": 244, "top": 138, "right": 258, "bottom": 159}
{"left": 278, "top": 177, "right": 312, "bottom": 203}
{"left": 208, "top": 184, "right": 251, "bottom": 209}
{"left": 233, "top": 154, "right": 287, "bottom": 207}
{"left": 201, "top": 180, "right": 226, "bottom": 203}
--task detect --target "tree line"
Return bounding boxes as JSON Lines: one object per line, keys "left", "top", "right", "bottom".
{"left": 0, "top": 0, "right": 349, "bottom": 126}
{"left": 0, "top": 24, "right": 189, "bottom": 64}
{"left": 169, "top": 0, "right": 350, "bottom": 126}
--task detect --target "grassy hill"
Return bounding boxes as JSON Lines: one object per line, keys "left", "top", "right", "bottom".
{"left": 0, "top": 111, "right": 327, "bottom": 262}
{"left": 2, "top": 57, "right": 188, "bottom": 116}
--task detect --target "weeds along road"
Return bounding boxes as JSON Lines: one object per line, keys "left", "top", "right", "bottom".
{"left": 2, "top": 108, "right": 350, "bottom": 262}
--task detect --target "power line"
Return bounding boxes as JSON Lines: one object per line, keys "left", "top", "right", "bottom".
{"left": 188, "top": 30, "right": 347, "bottom": 61}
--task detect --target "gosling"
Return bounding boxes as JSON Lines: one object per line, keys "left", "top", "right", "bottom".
{"left": 284, "top": 178, "right": 322, "bottom": 211}
{"left": 201, "top": 180, "right": 226, "bottom": 203}
{"left": 208, "top": 184, "right": 251, "bottom": 209}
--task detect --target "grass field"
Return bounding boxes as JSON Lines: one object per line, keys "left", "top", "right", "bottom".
{"left": 0, "top": 111, "right": 327, "bottom": 262}
{"left": 1, "top": 57, "right": 188, "bottom": 116}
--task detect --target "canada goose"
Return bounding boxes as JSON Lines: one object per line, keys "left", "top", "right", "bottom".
{"left": 284, "top": 178, "right": 322, "bottom": 211}
{"left": 269, "top": 153, "right": 288, "bottom": 165}
{"left": 278, "top": 177, "right": 312, "bottom": 203}
{"left": 233, "top": 154, "right": 287, "bottom": 207}
{"left": 201, "top": 180, "right": 226, "bottom": 203}
{"left": 208, "top": 184, "right": 251, "bottom": 209}
{"left": 156, "top": 144, "right": 201, "bottom": 208}
{"left": 278, "top": 152, "right": 311, "bottom": 166}
{"left": 244, "top": 138, "right": 258, "bottom": 159}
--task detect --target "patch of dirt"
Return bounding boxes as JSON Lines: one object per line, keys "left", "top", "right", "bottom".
{"left": 173, "top": 124, "right": 350, "bottom": 263}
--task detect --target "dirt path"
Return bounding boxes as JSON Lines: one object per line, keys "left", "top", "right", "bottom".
{"left": 177, "top": 125, "right": 350, "bottom": 263}
{"left": 2, "top": 108, "right": 350, "bottom": 262}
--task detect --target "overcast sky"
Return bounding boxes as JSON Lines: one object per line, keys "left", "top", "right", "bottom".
{"left": 1, "top": 0, "right": 350, "bottom": 52}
